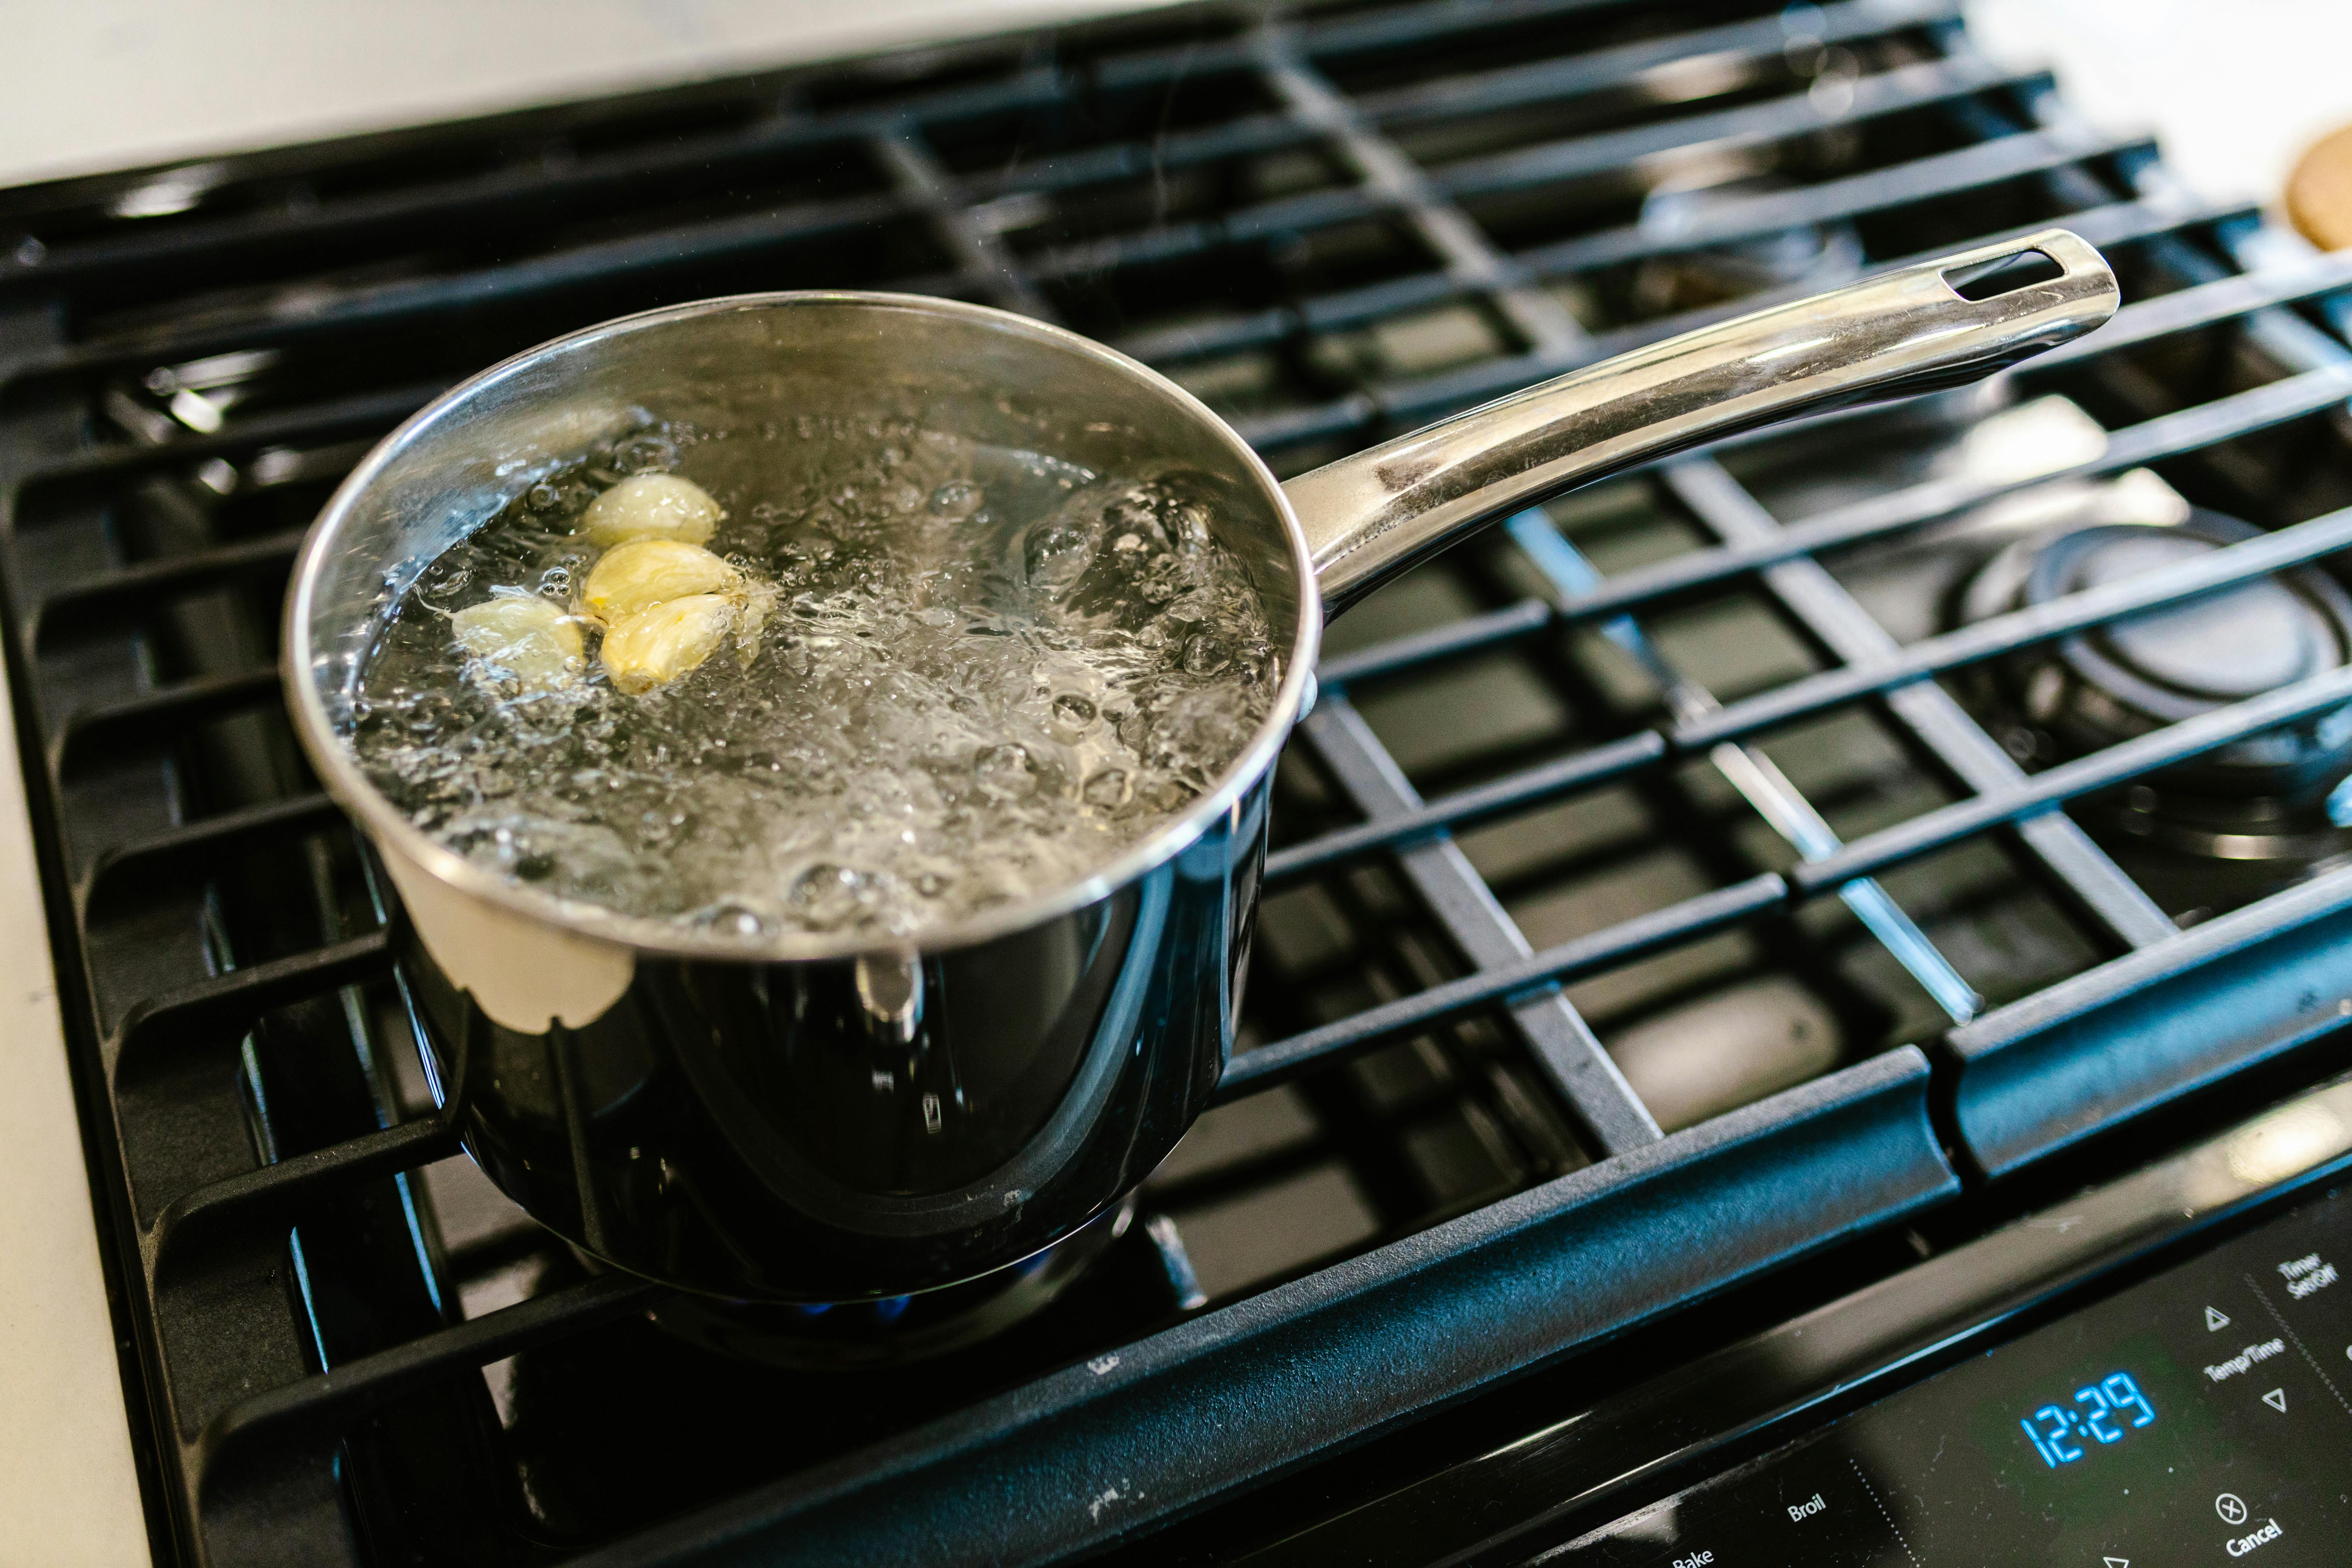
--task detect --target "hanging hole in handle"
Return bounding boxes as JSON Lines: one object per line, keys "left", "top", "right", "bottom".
{"left": 1942, "top": 247, "right": 2066, "bottom": 302}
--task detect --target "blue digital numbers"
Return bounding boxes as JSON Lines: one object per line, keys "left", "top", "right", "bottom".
{"left": 2102, "top": 1372, "right": 2157, "bottom": 1428}
{"left": 2023, "top": 1404, "right": 2083, "bottom": 1466}
{"left": 2020, "top": 1372, "right": 2156, "bottom": 1468}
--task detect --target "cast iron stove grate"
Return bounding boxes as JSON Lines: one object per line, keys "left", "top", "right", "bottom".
{"left": 6, "top": 1, "right": 2352, "bottom": 1562}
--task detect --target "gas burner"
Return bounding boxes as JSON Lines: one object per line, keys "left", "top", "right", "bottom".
{"left": 1960, "top": 509, "right": 2352, "bottom": 903}
{"left": 637, "top": 1199, "right": 1137, "bottom": 1369}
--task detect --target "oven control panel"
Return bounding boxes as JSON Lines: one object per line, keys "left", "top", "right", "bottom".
{"left": 1532, "top": 1185, "right": 2352, "bottom": 1566}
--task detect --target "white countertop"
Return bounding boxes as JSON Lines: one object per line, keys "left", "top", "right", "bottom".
{"left": 0, "top": 669, "right": 149, "bottom": 1565}
{"left": 1969, "top": 0, "right": 2352, "bottom": 210}
{"left": 3, "top": 0, "right": 2348, "bottom": 202}
{"left": 1, "top": 2, "right": 2348, "bottom": 1562}
{"left": 0, "top": 0, "right": 1169, "bottom": 191}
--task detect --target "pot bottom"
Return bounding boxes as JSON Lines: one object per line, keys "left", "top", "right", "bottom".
{"left": 613, "top": 1198, "right": 1136, "bottom": 1368}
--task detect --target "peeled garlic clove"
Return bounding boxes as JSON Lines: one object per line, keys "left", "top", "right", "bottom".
{"left": 580, "top": 472, "right": 723, "bottom": 548}
{"left": 452, "top": 595, "right": 584, "bottom": 690}
{"left": 601, "top": 593, "right": 736, "bottom": 693}
{"left": 581, "top": 538, "right": 742, "bottom": 625}
{"left": 734, "top": 579, "right": 777, "bottom": 667}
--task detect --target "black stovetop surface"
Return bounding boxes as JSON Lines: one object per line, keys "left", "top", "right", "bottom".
{"left": 8, "top": 1, "right": 2352, "bottom": 1562}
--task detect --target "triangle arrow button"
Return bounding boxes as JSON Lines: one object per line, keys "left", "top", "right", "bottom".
{"left": 2263, "top": 1388, "right": 2287, "bottom": 1412}
{"left": 2206, "top": 1306, "right": 2231, "bottom": 1331}
{"left": 2105, "top": 1558, "right": 2130, "bottom": 1567}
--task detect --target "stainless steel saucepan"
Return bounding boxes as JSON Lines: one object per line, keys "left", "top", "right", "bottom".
{"left": 284, "top": 231, "right": 2115, "bottom": 1306}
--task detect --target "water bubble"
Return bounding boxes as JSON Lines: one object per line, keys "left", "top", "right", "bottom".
{"left": 1050, "top": 693, "right": 1098, "bottom": 734}
{"left": 1180, "top": 633, "right": 1224, "bottom": 675}
{"left": 1023, "top": 517, "right": 1096, "bottom": 596}
{"left": 789, "top": 863, "right": 869, "bottom": 929}
{"left": 1102, "top": 490, "right": 1169, "bottom": 550}
{"left": 1140, "top": 557, "right": 1187, "bottom": 604}
{"left": 612, "top": 433, "right": 679, "bottom": 474}
{"left": 419, "top": 558, "right": 473, "bottom": 602}
{"left": 974, "top": 743, "right": 1040, "bottom": 800}
{"left": 692, "top": 901, "right": 770, "bottom": 937}
{"left": 929, "top": 481, "right": 983, "bottom": 518}
{"left": 1082, "top": 768, "right": 1131, "bottom": 810}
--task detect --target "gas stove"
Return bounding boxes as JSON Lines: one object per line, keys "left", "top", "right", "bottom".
{"left": 6, "top": 2, "right": 2352, "bottom": 1563}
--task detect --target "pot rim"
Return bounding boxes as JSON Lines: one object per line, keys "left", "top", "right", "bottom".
{"left": 281, "top": 289, "right": 1323, "bottom": 964}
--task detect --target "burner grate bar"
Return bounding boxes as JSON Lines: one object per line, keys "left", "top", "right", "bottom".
{"left": 873, "top": 130, "right": 1057, "bottom": 319}
{"left": 1217, "top": 872, "right": 1784, "bottom": 1101}
{"left": 1677, "top": 500, "right": 2352, "bottom": 750}
{"left": 1002, "top": 0, "right": 1645, "bottom": 99}
{"left": 1509, "top": 125, "right": 2150, "bottom": 280}
{"left": 1295, "top": 0, "right": 1654, "bottom": 64}
{"left": 1316, "top": 597, "right": 1553, "bottom": 685}
{"left": 20, "top": 383, "right": 443, "bottom": 480}
{"left": 1954, "top": 863, "right": 2352, "bottom": 1057}
{"left": 192, "top": 1270, "right": 667, "bottom": 1489}
{"left": 1263, "top": 729, "right": 1664, "bottom": 886}
{"left": 9, "top": 189, "right": 911, "bottom": 382}
{"left": 1027, "top": 184, "right": 1406, "bottom": 282}
{"left": 1288, "top": 698, "right": 1664, "bottom": 1153}
{"left": 1564, "top": 358, "right": 2352, "bottom": 622}
{"left": 51, "top": 665, "right": 282, "bottom": 772}
{"left": 1229, "top": 394, "right": 1382, "bottom": 455}
{"left": 1257, "top": 48, "right": 1582, "bottom": 348}
{"left": 2031, "top": 248, "right": 2352, "bottom": 371}
{"left": 109, "top": 930, "right": 391, "bottom": 1083}
{"left": 1795, "top": 665, "right": 2352, "bottom": 897}
{"left": 1437, "top": 55, "right": 2039, "bottom": 201}
{"left": 29, "top": 527, "right": 308, "bottom": 643}
{"left": 0, "top": 113, "right": 854, "bottom": 295}
{"left": 975, "top": 113, "right": 1315, "bottom": 202}
{"left": 1356, "top": 0, "right": 1959, "bottom": 128}
{"left": 147, "top": 1115, "right": 463, "bottom": 1284}
{"left": 77, "top": 790, "right": 340, "bottom": 913}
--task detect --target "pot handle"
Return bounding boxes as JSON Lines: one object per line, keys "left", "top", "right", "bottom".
{"left": 1287, "top": 228, "right": 2117, "bottom": 615}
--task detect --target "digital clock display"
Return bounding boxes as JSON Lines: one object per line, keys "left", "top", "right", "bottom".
{"left": 1546, "top": 1178, "right": 2352, "bottom": 1566}
{"left": 2018, "top": 1371, "right": 2156, "bottom": 1467}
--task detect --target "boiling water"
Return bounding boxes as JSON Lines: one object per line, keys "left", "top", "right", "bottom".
{"left": 349, "top": 422, "right": 1281, "bottom": 941}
